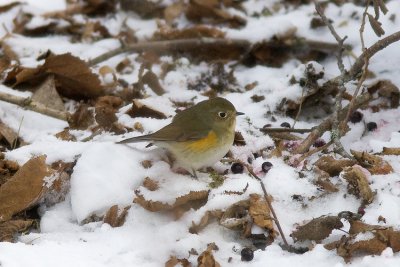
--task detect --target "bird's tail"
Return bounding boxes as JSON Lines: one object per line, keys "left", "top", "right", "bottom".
{"left": 116, "top": 134, "right": 153, "bottom": 144}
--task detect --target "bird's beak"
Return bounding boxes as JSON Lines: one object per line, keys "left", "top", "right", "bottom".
{"left": 236, "top": 111, "right": 245, "bottom": 116}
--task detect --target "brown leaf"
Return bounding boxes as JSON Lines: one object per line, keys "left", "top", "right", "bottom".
{"left": 165, "top": 256, "right": 191, "bottom": 267}
{"left": 164, "top": 2, "right": 186, "bottom": 25}
{"left": 313, "top": 167, "right": 339, "bottom": 193}
{"left": 68, "top": 103, "right": 95, "bottom": 130}
{"left": 0, "top": 2, "right": 21, "bottom": 13}
{"left": 41, "top": 53, "right": 104, "bottom": 99}
{"left": 197, "top": 245, "right": 221, "bottom": 267}
{"left": 350, "top": 150, "right": 393, "bottom": 175}
{"left": 233, "top": 131, "right": 246, "bottom": 146}
{"left": 0, "top": 219, "right": 34, "bottom": 242}
{"left": 249, "top": 194, "right": 274, "bottom": 233}
{"left": 32, "top": 75, "right": 65, "bottom": 112}
{"left": 0, "top": 121, "right": 18, "bottom": 147}
{"left": 142, "top": 70, "right": 165, "bottom": 96}
{"left": 189, "top": 210, "right": 223, "bottom": 234}
{"left": 342, "top": 166, "right": 374, "bottom": 204}
{"left": 103, "top": 205, "right": 130, "bottom": 227}
{"left": 120, "top": 0, "right": 163, "bottom": 18}
{"left": 314, "top": 155, "right": 356, "bottom": 176}
{"left": 291, "top": 215, "right": 343, "bottom": 242}
{"left": 382, "top": 147, "right": 400, "bottom": 155}
{"left": 368, "top": 80, "right": 399, "bottom": 108}
{"left": 127, "top": 100, "right": 167, "bottom": 119}
{"left": 0, "top": 155, "right": 53, "bottom": 222}
{"left": 134, "top": 189, "right": 209, "bottom": 212}
{"left": 55, "top": 128, "right": 77, "bottom": 141}
{"left": 367, "top": 13, "right": 385, "bottom": 37}
{"left": 142, "top": 177, "right": 159, "bottom": 191}
{"left": 156, "top": 25, "right": 225, "bottom": 40}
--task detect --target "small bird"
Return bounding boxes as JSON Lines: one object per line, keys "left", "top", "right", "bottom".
{"left": 118, "top": 97, "right": 243, "bottom": 178}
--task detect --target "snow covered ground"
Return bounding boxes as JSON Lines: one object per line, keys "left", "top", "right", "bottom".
{"left": 0, "top": 0, "right": 400, "bottom": 266}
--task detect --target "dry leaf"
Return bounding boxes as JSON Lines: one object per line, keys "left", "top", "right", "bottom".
{"left": 350, "top": 150, "right": 393, "bottom": 175}
{"left": 134, "top": 189, "right": 209, "bottom": 212}
{"left": 68, "top": 103, "right": 95, "bottom": 130}
{"left": 127, "top": 100, "right": 167, "bottom": 119}
{"left": 249, "top": 194, "right": 274, "bottom": 234}
{"left": 189, "top": 210, "right": 223, "bottom": 234}
{"left": 314, "top": 155, "right": 356, "bottom": 176}
{"left": 142, "top": 70, "right": 165, "bottom": 96}
{"left": 197, "top": 245, "right": 221, "bottom": 267}
{"left": 0, "top": 155, "right": 53, "bottom": 222}
{"left": 0, "top": 219, "right": 34, "bottom": 242}
{"left": 0, "top": 121, "right": 18, "bottom": 147}
{"left": 0, "top": 2, "right": 21, "bottom": 13}
{"left": 55, "top": 128, "right": 77, "bottom": 141}
{"left": 142, "top": 177, "right": 159, "bottom": 191}
{"left": 342, "top": 166, "right": 374, "bottom": 204}
{"left": 164, "top": 2, "right": 185, "bottom": 25}
{"left": 165, "top": 256, "right": 191, "bottom": 267}
{"left": 233, "top": 131, "right": 246, "bottom": 146}
{"left": 291, "top": 215, "right": 343, "bottom": 242}
{"left": 313, "top": 167, "right": 339, "bottom": 193}
{"left": 381, "top": 147, "right": 400, "bottom": 155}
{"left": 103, "top": 205, "right": 130, "bottom": 227}
{"left": 32, "top": 75, "right": 65, "bottom": 112}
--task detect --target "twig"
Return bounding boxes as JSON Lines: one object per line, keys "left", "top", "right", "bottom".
{"left": 88, "top": 37, "right": 350, "bottom": 66}
{"left": 315, "top": 1, "right": 352, "bottom": 159}
{"left": 0, "top": 92, "right": 68, "bottom": 121}
{"left": 261, "top": 128, "right": 312, "bottom": 133}
{"left": 297, "top": 140, "right": 333, "bottom": 162}
{"left": 293, "top": 92, "right": 371, "bottom": 154}
{"left": 243, "top": 162, "right": 289, "bottom": 249}
{"left": 343, "top": 0, "right": 371, "bottom": 125}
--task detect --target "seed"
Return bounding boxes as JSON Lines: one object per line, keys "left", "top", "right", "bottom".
{"left": 366, "top": 122, "right": 377, "bottom": 131}
{"left": 349, "top": 111, "right": 363, "bottom": 123}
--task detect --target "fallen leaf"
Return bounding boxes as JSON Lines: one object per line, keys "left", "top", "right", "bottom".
{"left": 197, "top": 244, "right": 221, "bottom": 267}
{"left": 165, "top": 256, "right": 191, "bottom": 267}
{"left": 32, "top": 75, "right": 65, "bottom": 112}
{"left": 142, "top": 177, "right": 159, "bottom": 191}
{"left": 381, "top": 147, "right": 400, "bottom": 155}
{"left": 134, "top": 189, "right": 209, "bottom": 212}
{"left": 342, "top": 166, "right": 374, "bottom": 204}
{"left": 142, "top": 70, "right": 165, "bottom": 96}
{"left": 314, "top": 155, "right": 356, "bottom": 176}
{"left": 189, "top": 210, "right": 223, "bottom": 234}
{"left": 127, "top": 100, "right": 167, "bottom": 119}
{"left": 0, "top": 121, "right": 19, "bottom": 147}
{"left": 0, "top": 155, "right": 53, "bottom": 222}
{"left": 233, "top": 131, "right": 246, "bottom": 146}
{"left": 68, "top": 103, "right": 95, "bottom": 130}
{"left": 103, "top": 205, "right": 130, "bottom": 227}
{"left": 164, "top": 2, "right": 185, "bottom": 25}
{"left": 0, "top": 219, "right": 34, "bottom": 242}
{"left": 291, "top": 215, "right": 343, "bottom": 242}
{"left": 350, "top": 150, "right": 393, "bottom": 175}
{"left": 249, "top": 194, "right": 274, "bottom": 234}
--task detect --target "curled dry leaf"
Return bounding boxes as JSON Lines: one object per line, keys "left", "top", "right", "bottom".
{"left": 197, "top": 244, "right": 221, "bottom": 267}
{"left": 0, "top": 219, "right": 34, "bottom": 242}
{"left": 249, "top": 194, "right": 274, "bottom": 234}
{"left": 68, "top": 103, "right": 95, "bottom": 130}
{"left": 368, "top": 80, "right": 400, "bottom": 108}
{"left": 350, "top": 150, "right": 393, "bottom": 175}
{"left": 189, "top": 210, "right": 223, "bottom": 234}
{"left": 314, "top": 155, "right": 356, "bottom": 176}
{"left": 0, "top": 155, "right": 53, "bottom": 222}
{"left": 342, "top": 166, "right": 374, "bottom": 204}
{"left": 313, "top": 167, "right": 339, "bottom": 193}
{"left": 32, "top": 75, "right": 65, "bottom": 112}
{"left": 94, "top": 96, "right": 123, "bottom": 128}
{"left": 381, "top": 147, "right": 400, "bottom": 155}
{"left": 134, "top": 189, "right": 209, "bottom": 212}
{"left": 291, "top": 215, "right": 343, "bottom": 242}
{"left": 0, "top": 121, "right": 19, "bottom": 147}
{"left": 103, "top": 205, "right": 130, "bottom": 227}
{"left": 165, "top": 256, "right": 191, "bottom": 267}
{"left": 142, "top": 177, "right": 159, "bottom": 191}
{"left": 127, "top": 100, "right": 167, "bottom": 119}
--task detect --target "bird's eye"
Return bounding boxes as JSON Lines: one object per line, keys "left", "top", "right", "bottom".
{"left": 218, "top": 112, "right": 227, "bottom": 118}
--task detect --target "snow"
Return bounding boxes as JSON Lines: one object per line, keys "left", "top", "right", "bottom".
{"left": 0, "top": 0, "right": 400, "bottom": 266}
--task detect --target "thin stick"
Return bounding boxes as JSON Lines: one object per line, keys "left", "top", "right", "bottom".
{"left": 0, "top": 92, "right": 68, "bottom": 121}
{"left": 12, "top": 116, "right": 24, "bottom": 150}
{"left": 241, "top": 161, "right": 289, "bottom": 248}
{"left": 261, "top": 128, "right": 312, "bottom": 133}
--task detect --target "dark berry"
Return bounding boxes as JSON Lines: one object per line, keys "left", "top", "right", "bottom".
{"left": 231, "top": 163, "right": 244, "bottom": 174}
{"left": 280, "top": 122, "right": 291, "bottom": 128}
{"left": 241, "top": 247, "right": 254, "bottom": 262}
{"left": 261, "top": 161, "right": 273, "bottom": 173}
{"left": 313, "top": 139, "right": 326, "bottom": 148}
{"left": 366, "top": 122, "right": 377, "bottom": 131}
{"left": 349, "top": 111, "right": 363, "bottom": 123}
{"left": 357, "top": 207, "right": 365, "bottom": 216}
{"left": 299, "top": 78, "right": 307, "bottom": 87}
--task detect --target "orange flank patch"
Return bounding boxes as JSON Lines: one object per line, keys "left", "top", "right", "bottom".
{"left": 187, "top": 131, "right": 218, "bottom": 152}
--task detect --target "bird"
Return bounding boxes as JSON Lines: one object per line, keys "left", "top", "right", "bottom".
{"left": 117, "top": 97, "right": 243, "bottom": 178}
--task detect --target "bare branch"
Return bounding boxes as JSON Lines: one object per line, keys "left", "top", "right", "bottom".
{"left": 0, "top": 92, "right": 68, "bottom": 121}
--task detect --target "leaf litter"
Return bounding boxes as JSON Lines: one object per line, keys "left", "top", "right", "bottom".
{"left": 0, "top": 0, "right": 399, "bottom": 266}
